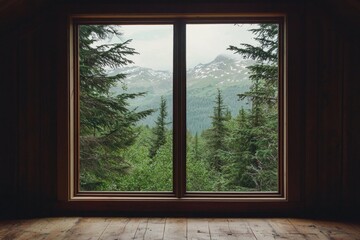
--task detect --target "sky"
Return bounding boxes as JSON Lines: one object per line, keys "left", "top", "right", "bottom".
{"left": 102, "top": 24, "right": 257, "bottom": 71}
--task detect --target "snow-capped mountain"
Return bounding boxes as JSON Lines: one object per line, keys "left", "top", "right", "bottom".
{"left": 108, "top": 66, "right": 171, "bottom": 95}
{"left": 109, "top": 54, "right": 254, "bottom": 133}
{"left": 187, "top": 54, "right": 252, "bottom": 88}
{"left": 109, "top": 54, "right": 252, "bottom": 93}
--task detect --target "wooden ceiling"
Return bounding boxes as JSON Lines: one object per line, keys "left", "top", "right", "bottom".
{"left": 0, "top": 0, "right": 358, "bottom": 32}
{"left": 0, "top": 0, "right": 47, "bottom": 30}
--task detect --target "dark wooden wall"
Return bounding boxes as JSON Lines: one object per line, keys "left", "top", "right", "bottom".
{"left": 304, "top": 1, "right": 360, "bottom": 217}
{"left": 0, "top": 0, "right": 359, "bottom": 218}
{"left": 0, "top": 6, "right": 60, "bottom": 217}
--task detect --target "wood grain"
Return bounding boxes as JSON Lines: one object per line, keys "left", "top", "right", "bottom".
{"left": 62, "top": 218, "right": 110, "bottom": 240}
{"left": 143, "top": 218, "right": 166, "bottom": 240}
{"left": 1, "top": 218, "right": 359, "bottom": 240}
{"left": 186, "top": 218, "right": 211, "bottom": 240}
{"left": 0, "top": 0, "right": 360, "bottom": 219}
{"left": 163, "top": 218, "right": 187, "bottom": 240}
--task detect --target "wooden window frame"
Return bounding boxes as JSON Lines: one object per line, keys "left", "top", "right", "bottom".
{"left": 57, "top": 6, "right": 304, "bottom": 215}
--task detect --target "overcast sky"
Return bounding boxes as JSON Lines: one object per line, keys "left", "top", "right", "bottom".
{"left": 102, "top": 24, "right": 257, "bottom": 71}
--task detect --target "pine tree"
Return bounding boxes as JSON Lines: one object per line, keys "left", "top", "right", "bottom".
{"left": 227, "top": 24, "right": 279, "bottom": 191}
{"left": 79, "top": 25, "right": 154, "bottom": 190}
{"left": 194, "top": 132, "right": 199, "bottom": 161}
{"left": 149, "top": 96, "right": 168, "bottom": 159}
{"left": 228, "top": 24, "right": 278, "bottom": 109}
{"left": 205, "top": 89, "right": 229, "bottom": 172}
{"left": 223, "top": 108, "right": 252, "bottom": 189}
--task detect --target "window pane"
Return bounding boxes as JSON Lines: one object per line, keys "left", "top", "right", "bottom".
{"left": 79, "top": 25, "right": 173, "bottom": 191}
{"left": 186, "top": 24, "right": 279, "bottom": 192}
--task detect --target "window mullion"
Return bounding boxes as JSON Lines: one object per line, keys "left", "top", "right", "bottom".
{"left": 173, "top": 20, "right": 186, "bottom": 198}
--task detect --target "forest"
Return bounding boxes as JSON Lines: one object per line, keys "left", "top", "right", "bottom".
{"left": 79, "top": 23, "right": 279, "bottom": 192}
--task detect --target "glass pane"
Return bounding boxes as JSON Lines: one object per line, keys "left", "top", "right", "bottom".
{"left": 79, "top": 25, "right": 173, "bottom": 191}
{"left": 186, "top": 24, "right": 279, "bottom": 192}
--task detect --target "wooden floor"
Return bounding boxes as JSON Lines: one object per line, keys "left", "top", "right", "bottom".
{"left": 0, "top": 218, "right": 359, "bottom": 240}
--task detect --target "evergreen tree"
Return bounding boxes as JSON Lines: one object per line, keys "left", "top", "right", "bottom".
{"left": 194, "top": 132, "right": 199, "bottom": 161}
{"left": 228, "top": 23, "right": 278, "bottom": 109}
{"left": 149, "top": 96, "right": 168, "bottom": 159}
{"left": 223, "top": 108, "right": 253, "bottom": 190}
{"left": 205, "top": 89, "right": 229, "bottom": 172}
{"left": 227, "top": 24, "right": 279, "bottom": 191}
{"left": 79, "top": 25, "right": 154, "bottom": 190}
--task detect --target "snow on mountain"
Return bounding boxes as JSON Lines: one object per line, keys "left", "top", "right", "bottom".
{"left": 108, "top": 66, "right": 172, "bottom": 95}
{"left": 187, "top": 54, "right": 253, "bottom": 88}
{"left": 108, "top": 54, "right": 253, "bottom": 93}
{"left": 107, "top": 54, "right": 255, "bottom": 133}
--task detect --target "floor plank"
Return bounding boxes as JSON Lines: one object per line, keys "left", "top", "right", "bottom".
{"left": 99, "top": 217, "right": 130, "bottom": 240}
{"left": 227, "top": 218, "right": 256, "bottom": 240}
{"left": 0, "top": 220, "right": 21, "bottom": 238}
{"left": 9, "top": 218, "right": 50, "bottom": 240}
{"left": 186, "top": 218, "right": 211, "bottom": 240}
{"left": 208, "top": 218, "right": 238, "bottom": 240}
{"left": 1, "top": 219, "right": 48, "bottom": 240}
{"left": 0, "top": 217, "right": 359, "bottom": 240}
{"left": 247, "top": 219, "right": 278, "bottom": 240}
{"left": 133, "top": 218, "right": 149, "bottom": 240}
{"left": 163, "top": 218, "right": 187, "bottom": 240}
{"left": 268, "top": 218, "right": 306, "bottom": 240}
{"left": 350, "top": 222, "right": 360, "bottom": 236}
{"left": 143, "top": 218, "right": 166, "bottom": 240}
{"left": 118, "top": 218, "right": 144, "bottom": 239}
{"left": 288, "top": 218, "right": 330, "bottom": 240}
{"left": 312, "top": 219, "right": 360, "bottom": 240}
{"left": 0, "top": 218, "right": 72, "bottom": 240}
{"left": 40, "top": 218, "right": 80, "bottom": 240}
{"left": 62, "top": 217, "right": 110, "bottom": 240}
{"left": 3, "top": 218, "right": 79, "bottom": 240}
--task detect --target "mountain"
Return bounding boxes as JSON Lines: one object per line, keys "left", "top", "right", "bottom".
{"left": 187, "top": 54, "right": 251, "bottom": 88}
{"left": 108, "top": 54, "right": 254, "bottom": 134}
{"left": 109, "top": 66, "right": 172, "bottom": 96}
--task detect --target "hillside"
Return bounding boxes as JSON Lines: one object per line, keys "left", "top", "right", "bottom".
{"left": 109, "top": 54, "right": 254, "bottom": 134}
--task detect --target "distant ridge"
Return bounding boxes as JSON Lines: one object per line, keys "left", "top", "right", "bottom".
{"left": 109, "top": 55, "right": 254, "bottom": 133}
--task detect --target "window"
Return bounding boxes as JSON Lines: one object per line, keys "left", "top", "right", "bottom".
{"left": 69, "top": 16, "right": 286, "bottom": 200}
{"left": 77, "top": 24, "right": 174, "bottom": 192}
